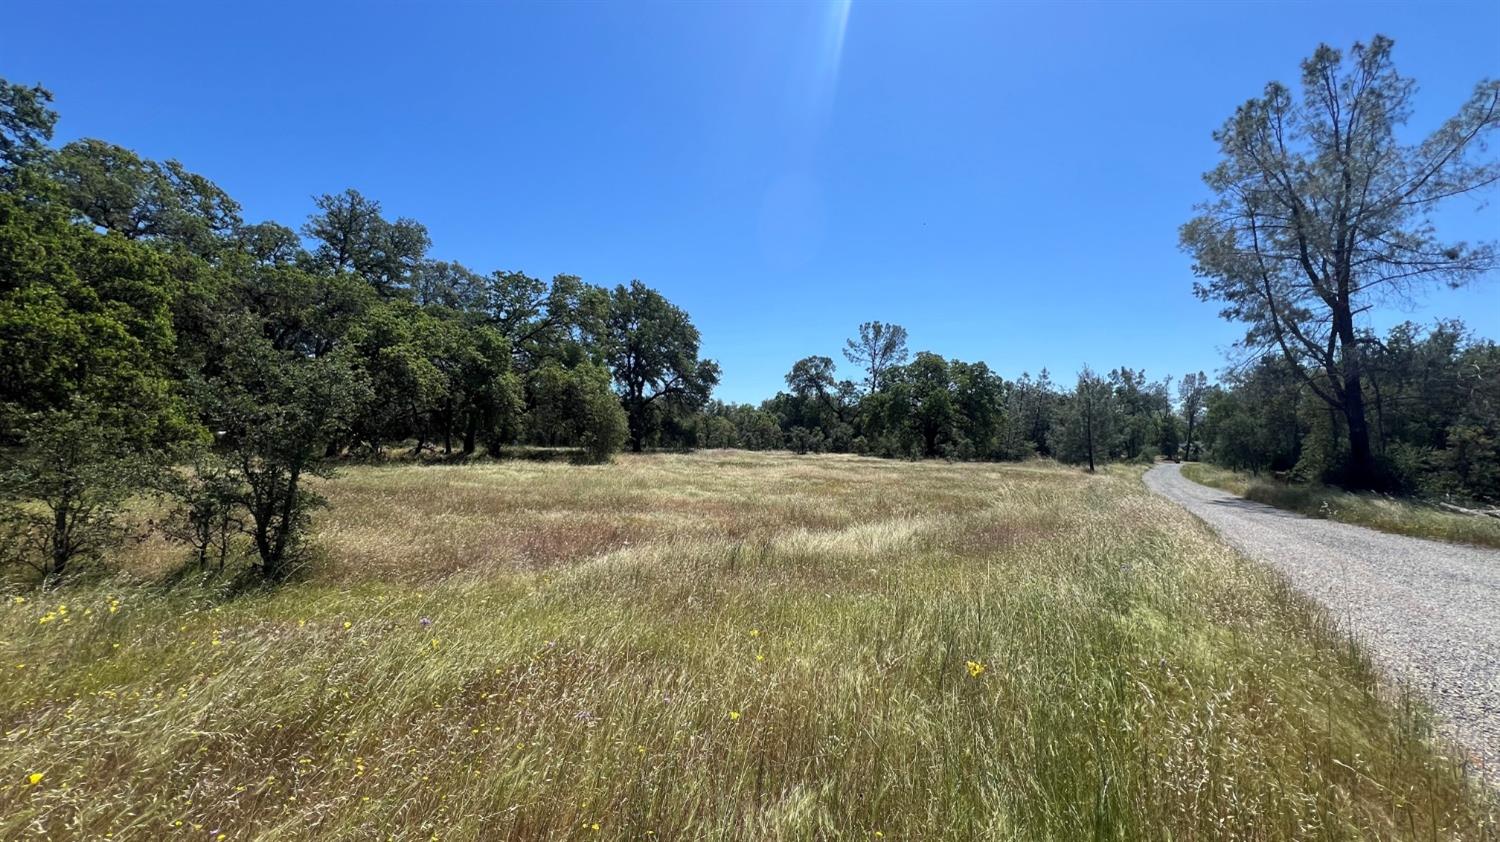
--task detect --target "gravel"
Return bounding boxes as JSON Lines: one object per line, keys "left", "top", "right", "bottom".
{"left": 1145, "top": 462, "right": 1500, "bottom": 782}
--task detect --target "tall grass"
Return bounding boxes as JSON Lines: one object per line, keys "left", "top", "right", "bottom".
{"left": 2, "top": 452, "right": 1493, "bottom": 839}
{"left": 1180, "top": 462, "right": 1500, "bottom": 549}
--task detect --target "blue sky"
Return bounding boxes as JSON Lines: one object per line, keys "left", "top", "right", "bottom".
{"left": 5, "top": 1, "right": 1498, "bottom": 403}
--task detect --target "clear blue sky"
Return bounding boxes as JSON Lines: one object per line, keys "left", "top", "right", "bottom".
{"left": 5, "top": 1, "right": 1497, "bottom": 403}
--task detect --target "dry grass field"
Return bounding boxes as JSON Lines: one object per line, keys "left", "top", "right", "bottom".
{"left": 1, "top": 452, "right": 1494, "bottom": 839}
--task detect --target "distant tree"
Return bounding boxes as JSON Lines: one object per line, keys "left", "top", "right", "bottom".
{"left": 1052, "top": 366, "right": 1115, "bottom": 472}
{"left": 1182, "top": 36, "right": 1500, "bottom": 488}
{"left": 528, "top": 362, "right": 628, "bottom": 462}
{"left": 1178, "top": 371, "right": 1209, "bottom": 461}
{"left": 844, "top": 321, "right": 909, "bottom": 392}
{"left": 302, "top": 188, "right": 382, "bottom": 274}
{"left": 881, "top": 352, "right": 956, "bottom": 458}
{"left": 482, "top": 271, "right": 607, "bottom": 368}
{"left": 1008, "top": 370, "right": 1060, "bottom": 457}
{"left": 235, "top": 221, "right": 305, "bottom": 267}
{"left": 951, "top": 360, "right": 1008, "bottom": 459}
{"left": 302, "top": 189, "right": 430, "bottom": 297}
{"left": 414, "top": 260, "right": 485, "bottom": 310}
{"left": 604, "top": 281, "right": 720, "bottom": 452}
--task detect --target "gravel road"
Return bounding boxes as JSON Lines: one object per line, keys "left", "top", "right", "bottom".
{"left": 1145, "top": 462, "right": 1500, "bottom": 781}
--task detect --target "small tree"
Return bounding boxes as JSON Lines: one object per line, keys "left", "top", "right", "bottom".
{"left": 157, "top": 452, "right": 243, "bottom": 574}
{"left": 0, "top": 405, "right": 155, "bottom": 585}
{"left": 208, "top": 325, "right": 367, "bottom": 581}
{"left": 529, "top": 362, "right": 628, "bottom": 462}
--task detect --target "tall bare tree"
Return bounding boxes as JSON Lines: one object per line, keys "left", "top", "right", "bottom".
{"left": 843, "top": 321, "right": 909, "bottom": 392}
{"left": 1181, "top": 36, "right": 1499, "bottom": 487}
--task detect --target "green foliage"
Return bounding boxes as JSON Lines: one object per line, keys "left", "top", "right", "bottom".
{"left": 0, "top": 79, "right": 56, "bottom": 177}
{"left": 53, "top": 139, "right": 241, "bottom": 256}
{"left": 157, "top": 451, "right": 244, "bottom": 574}
{"left": 1050, "top": 366, "right": 1116, "bottom": 472}
{"left": 0, "top": 404, "right": 161, "bottom": 584}
{"left": 605, "top": 280, "right": 720, "bottom": 452}
{"left": 1202, "top": 323, "right": 1500, "bottom": 503}
{"left": 527, "top": 362, "right": 627, "bottom": 462}
{"left": 301, "top": 188, "right": 429, "bottom": 297}
{"left": 206, "top": 324, "right": 369, "bottom": 580}
{"left": 0, "top": 192, "right": 188, "bottom": 445}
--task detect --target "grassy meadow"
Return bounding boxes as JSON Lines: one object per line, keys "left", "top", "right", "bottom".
{"left": 1, "top": 452, "right": 1494, "bottom": 839}
{"left": 1179, "top": 462, "right": 1500, "bottom": 550}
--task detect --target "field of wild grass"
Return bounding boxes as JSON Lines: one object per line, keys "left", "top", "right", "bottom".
{"left": 2, "top": 452, "right": 1494, "bottom": 839}
{"left": 1179, "top": 462, "right": 1500, "bottom": 550}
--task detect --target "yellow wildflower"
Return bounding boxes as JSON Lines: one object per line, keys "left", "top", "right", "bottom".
{"left": 10, "top": 596, "right": 24, "bottom": 605}
{"left": 343, "top": 621, "right": 352, "bottom": 630}
{"left": 27, "top": 772, "right": 43, "bottom": 785}
{"left": 749, "top": 628, "right": 760, "bottom": 638}
{"left": 728, "top": 710, "right": 741, "bottom": 721}
{"left": 966, "top": 660, "right": 986, "bottom": 678}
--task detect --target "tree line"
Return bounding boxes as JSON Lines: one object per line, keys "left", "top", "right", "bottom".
{"left": 0, "top": 78, "right": 718, "bottom": 583}
{"left": 682, "top": 321, "right": 1188, "bottom": 470}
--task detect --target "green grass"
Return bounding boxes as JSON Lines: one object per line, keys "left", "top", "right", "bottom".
{"left": 1179, "top": 462, "right": 1500, "bottom": 550}
{"left": 1, "top": 452, "right": 1494, "bottom": 839}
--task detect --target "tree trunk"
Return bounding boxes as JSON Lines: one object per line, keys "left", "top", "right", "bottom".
{"left": 1085, "top": 407, "right": 1096, "bottom": 473}
{"left": 50, "top": 502, "right": 70, "bottom": 581}
{"left": 462, "top": 411, "right": 477, "bottom": 455}
{"left": 1343, "top": 375, "right": 1377, "bottom": 488}
{"left": 1335, "top": 307, "right": 1378, "bottom": 489}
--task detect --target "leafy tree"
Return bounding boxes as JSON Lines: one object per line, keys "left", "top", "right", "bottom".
{"left": 529, "top": 362, "right": 629, "bottom": 461}
{"left": 0, "top": 404, "right": 158, "bottom": 584}
{"left": 844, "top": 321, "right": 909, "bottom": 392}
{"left": 343, "top": 303, "right": 447, "bottom": 456}
{"left": 206, "top": 324, "right": 368, "bottom": 580}
{"left": 1182, "top": 36, "right": 1500, "bottom": 488}
{"left": 604, "top": 281, "right": 720, "bottom": 451}
{"left": 1178, "top": 371, "right": 1209, "bottom": 461}
{"left": 414, "top": 260, "right": 486, "bottom": 310}
{"left": 1052, "top": 366, "right": 1116, "bottom": 472}
{"left": 236, "top": 221, "right": 305, "bottom": 267}
{"left": 157, "top": 452, "right": 243, "bottom": 574}
{"left": 0, "top": 192, "right": 188, "bottom": 445}
{"left": 888, "top": 352, "right": 957, "bottom": 458}
{"left": 0, "top": 79, "right": 57, "bottom": 177}
{"left": 53, "top": 139, "right": 241, "bottom": 255}
{"left": 951, "top": 360, "right": 1009, "bottom": 459}
{"left": 302, "top": 189, "right": 430, "bottom": 298}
